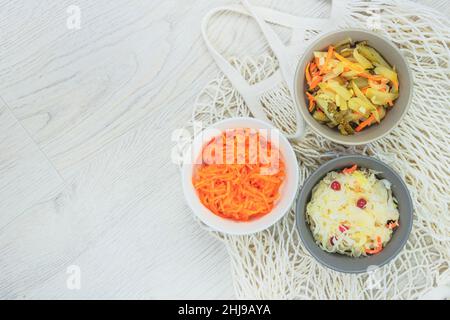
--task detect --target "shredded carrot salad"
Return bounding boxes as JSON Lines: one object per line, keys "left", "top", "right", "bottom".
{"left": 192, "top": 129, "right": 285, "bottom": 221}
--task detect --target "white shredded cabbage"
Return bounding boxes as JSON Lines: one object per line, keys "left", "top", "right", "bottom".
{"left": 306, "top": 168, "right": 400, "bottom": 257}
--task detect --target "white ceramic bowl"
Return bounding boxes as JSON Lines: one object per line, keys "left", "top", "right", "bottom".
{"left": 182, "top": 117, "right": 299, "bottom": 235}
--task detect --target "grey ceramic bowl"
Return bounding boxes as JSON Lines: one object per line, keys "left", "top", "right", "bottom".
{"left": 295, "top": 155, "right": 413, "bottom": 273}
{"left": 294, "top": 29, "right": 413, "bottom": 145}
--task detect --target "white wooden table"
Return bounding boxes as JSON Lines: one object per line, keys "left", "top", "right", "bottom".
{"left": 0, "top": 0, "right": 447, "bottom": 299}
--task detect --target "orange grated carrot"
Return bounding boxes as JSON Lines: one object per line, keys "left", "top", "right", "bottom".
{"left": 192, "top": 129, "right": 285, "bottom": 221}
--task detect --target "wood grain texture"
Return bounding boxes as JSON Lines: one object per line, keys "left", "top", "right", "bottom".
{"left": 0, "top": 0, "right": 236, "bottom": 299}
{"left": 0, "top": 99, "right": 63, "bottom": 230}
{"left": 0, "top": 0, "right": 447, "bottom": 299}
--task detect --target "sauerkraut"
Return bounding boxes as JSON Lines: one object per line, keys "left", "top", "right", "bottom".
{"left": 306, "top": 166, "right": 400, "bottom": 257}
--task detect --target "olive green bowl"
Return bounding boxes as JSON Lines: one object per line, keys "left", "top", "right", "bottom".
{"left": 295, "top": 155, "right": 413, "bottom": 273}
{"left": 294, "top": 29, "right": 413, "bottom": 145}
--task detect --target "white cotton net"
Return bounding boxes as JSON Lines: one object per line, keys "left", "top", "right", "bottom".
{"left": 184, "top": 0, "right": 450, "bottom": 299}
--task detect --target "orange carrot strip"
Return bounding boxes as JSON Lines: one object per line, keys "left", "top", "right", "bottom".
{"left": 342, "top": 164, "right": 358, "bottom": 174}
{"left": 365, "top": 237, "right": 383, "bottom": 255}
{"left": 309, "top": 75, "right": 322, "bottom": 89}
{"left": 355, "top": 113, "right": 376, "bottom": 132}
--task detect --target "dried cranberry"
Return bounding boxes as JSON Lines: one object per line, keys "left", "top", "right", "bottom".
{"left": 356, "top": 198, "right": 367, "bottom": 209}
{"left": 339, "top": 225, "right": 349, "bottom": 233}
{"left": 330, "top": 180, "right": 341, "bottom": 191}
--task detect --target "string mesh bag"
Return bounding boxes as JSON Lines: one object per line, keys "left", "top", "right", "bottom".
{"left": 182, "top": 0, "right": 450, "bottom": 299}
